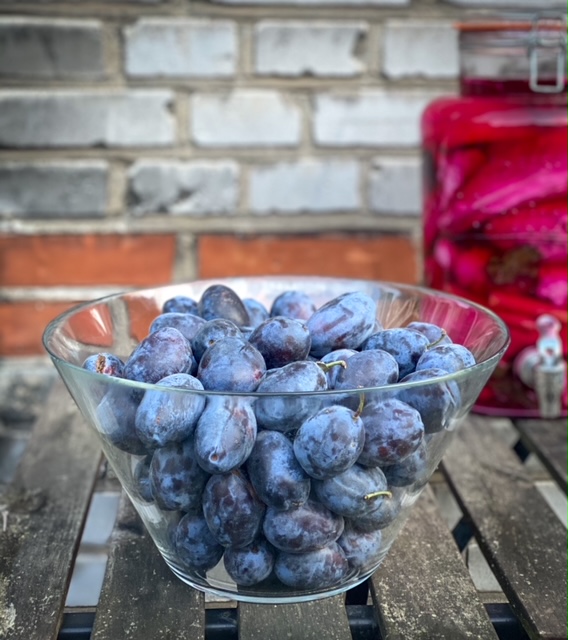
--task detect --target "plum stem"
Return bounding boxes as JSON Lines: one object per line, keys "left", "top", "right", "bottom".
{"left": 364, "top": 490, "right": 392, "bottom": 501}
{"left": 426, "top": 329, "right": 448, "bottom": 350}
{"left": 354, "top": 393, "right": 365, "bottom": 419}
{"left": 316, "top": 360, "right": 347, "bottom": 373}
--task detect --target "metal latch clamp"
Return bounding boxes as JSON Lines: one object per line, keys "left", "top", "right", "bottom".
{"left": 528, "top": 13, "right": 567, "bottom": 94}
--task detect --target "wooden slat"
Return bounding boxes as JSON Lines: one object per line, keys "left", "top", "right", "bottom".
{"left": 515, "top": 419, "right": 567, "bottom": 493}
{"left": 442, "top": 415, "right": 567, "bottom": 640}
{"left": 239, "top": 595, "right": 352, "bottom": 640}
{"left": 0, "top": 379, "right": 101, "bottom": 640}
{"left": 370, "top": 485, "right": 499, "bottom": 640}
{"left": 91, "top": 492, "right": 205, "bottom": 640}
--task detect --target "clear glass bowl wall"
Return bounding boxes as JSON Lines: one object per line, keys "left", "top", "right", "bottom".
{"left": 43, "top": 277, "right": 509, "bottom": 603}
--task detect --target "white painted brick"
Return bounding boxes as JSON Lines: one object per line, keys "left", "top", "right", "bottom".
{"left": 368, "top": 157, "right": 422, "bottom": 215}
{"left": 124, "top": 19, "right": 236, "bottom": 78}
{"left": 444, "top": 0, "right": 564, "bottom": 7}
{"left": 0, "top": 0, "right": 163, "bottom": 3}
{"left": 383, "top": 21, "right": 459, "bottom": 79}
{"left": 128, "top": 160, "right": 239, "bottom": 215}
{"left": 192, "top": 90, "right": 301, "bottom": 147}
{"left": 254, "top": 21, "right": 367, "bottom": 77}
{"left": 212, "top": 0, "right": 408, "bottom": 5}
{"left": 0, "top": 91, "right": 175, "bottom": 148}
{"left": 0, "top": 161, "right": 108, "bottom": 217}
{"left": 0, "top": 18, "right": 105, "bottom": 79}
{"left": 249, "top": 159, "right": 360, "bottom": 213}
{"left": 314, "top": 90, "right": 438, "bottom": 147}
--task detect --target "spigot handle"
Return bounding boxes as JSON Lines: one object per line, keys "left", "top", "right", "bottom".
{"left": 534, "top": 314, "right": 566, "bottom": 419}
{"left": 514, "top": 314, "right": 566, "bottom": 418}
{"left": 535, "top": 314, "right": 563, "bottom": 368}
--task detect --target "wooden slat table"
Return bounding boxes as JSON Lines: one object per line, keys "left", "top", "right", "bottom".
{"left": 1, "top": 380, "right": 566, "bottom": 640}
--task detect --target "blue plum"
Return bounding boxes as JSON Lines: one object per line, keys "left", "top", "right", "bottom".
{"left": 132, "top": 455, "right": 154, "bottom": 503}
{"left": 270, "top": 290, "right": 317, "bottom": 321}
{"left": 197, "top": 336, "right": 266, "bottom": 392}
{"left": 202, "top": 470, "right": 265, "bottom": 548}
{"left": 239, "top": 326, "right": 255, "bottom": 340}
{"left": 416, "top": 343, "right": 476, "bottom": 374}
{"left": 313, "top": 465, "right": 389, "bottom": 518}
{"left": 149, "top": 312, "right": 206, "bottom": 343}
{"left": 246, "top": 430, "right": 310, "bottom": 511}
{"left": 381, "top": 440, "right": 429, "bottom": 488}
{"left": 274, "top": 543, "right": 350, "bottom": 590}
{"left": 358, "top": 398, "right": 424, "bottom": 467}
{"left": 223, "top": 538, "right": 275, "bottom": 587}
{"left": 249, "top": 316, "right": 311, "bottom": 369}
{"left": 348, "top": 489, "right": 402, "bottom": 533}
{"left": 334, "top": 350, "right": 399, "bottom": 391}
{"left": 149, "top": 436, "right": 210, "bottom": 512}
{"left": 263, "top": 499, "right": 344, "bottom": 553}
{"left": 124, "top": 327, "right": 194, "bottom": 384}
{"left": 307, "top": 291, "right": 377, "bottom": 357}
{"left": 96, "top": 387, "right": 147, "bottom": 455}
{"left": 174, "top": 512, "right": 224, "bottom": 572}
{"left": 362, "top": 328, "right": 430, "bottom": 379}
{"left": 397, "top": 368, "right": 460, "bottom": 433}
{"left": 198, "top": 284, "right": 250, "bottom": 327}
{"left": 135, "top": 373, "right": 206, "bottom": 449}
{"left": 254, "top": 361, "right": 327, "bottom": 432}
{"left": 406, "top": 321, "right": 452, "bottom": 346}
{"left": 318, "top": 349, "right": 357, "bottom": 389}
{"left": 191, "top": 319, "right": 242, "bottom": 362}
{"left": 293, "top": 405, "right": 365, "bottom": 480}
{"left": 82, "top": 353, "right": 124, "bottom": 378}
{"left": 194, "top": 396, "right": 257, "bottom": 474}
{"left": 243, "top": 298, "right": 270, "bottom": 328}
{"left": 163, "top": 295, "right": 199, "bottom": 315}
{"left": 337, "top": 521, "right": 383, "bottom": 571}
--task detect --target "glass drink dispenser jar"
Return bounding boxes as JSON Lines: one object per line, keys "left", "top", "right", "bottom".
{"left": 421, "top": 13, "right": 567, "bottom": 417}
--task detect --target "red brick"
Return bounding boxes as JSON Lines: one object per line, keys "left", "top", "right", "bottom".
{"left": 198, "top": 234, "right": 419, "bottom": 283}
{"left": 0, "top": 301, "right": 76, "bottom": 356}
{"left": 0, "top": 234, "right": 176, "bottom": 287}
{"left": 1, "top": 299, "right": 122, "bottom": 357}
{"left": 65, "top": 302, "right": 116, "bottom": 350}
{"left": 125, "top": 294, "right": 162, "bottom": 344}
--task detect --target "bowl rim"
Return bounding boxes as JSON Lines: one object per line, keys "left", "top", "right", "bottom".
{"left": 42, "top": 275, "right": 511, "bottom": 398}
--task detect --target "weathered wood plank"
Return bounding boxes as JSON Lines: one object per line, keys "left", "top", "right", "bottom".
{"left": 442, "top": 415, "right": 567, "bottom": 640}
{"left": 91, "top": 492, "right": 205, "bottom": 640}
{"left": 0, "top": 379, "right": 101, "bottom": 640}
{"left": 514, "top": 419, "right": 567, "bottom": 493}
{"left": 239, "top": 594, "right": 352, "bottom": 640}
{"left": 370, "top": 485, "right": 499, "bottom": 640}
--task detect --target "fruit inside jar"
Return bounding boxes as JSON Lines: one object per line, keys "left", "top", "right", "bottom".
{"left": 421, "top": 15, "right": 567, "bottom": 417}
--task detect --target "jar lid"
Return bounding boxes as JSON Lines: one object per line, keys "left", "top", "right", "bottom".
{"left": 457, "top": 19, "right": 565, "bottom": 34}
{"left": 457, "top": 12, "right": 566, "bottom": 47}
{"left": 457, "top": 11, "right": 566, "bottom": 93}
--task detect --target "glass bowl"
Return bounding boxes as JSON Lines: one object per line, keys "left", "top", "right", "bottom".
{"left": 42, "top": 276, "right": 509, "bottom": 603}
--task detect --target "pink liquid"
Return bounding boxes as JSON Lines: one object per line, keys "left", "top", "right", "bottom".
{"left": 422, "top": 78, "right": 567, "bottom": 416}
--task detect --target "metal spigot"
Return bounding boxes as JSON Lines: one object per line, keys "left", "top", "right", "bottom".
{"left": 514, "top": 314, "right": 567, "bottom": 419}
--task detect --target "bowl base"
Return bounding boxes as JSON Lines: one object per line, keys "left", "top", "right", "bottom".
{"left": 163, "top": 557, "right": 379, "bottom": 604}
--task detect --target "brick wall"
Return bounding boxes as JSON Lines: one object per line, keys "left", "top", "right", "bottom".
{"left": 0, "top": 0, "right": 563, "bottom": 356}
